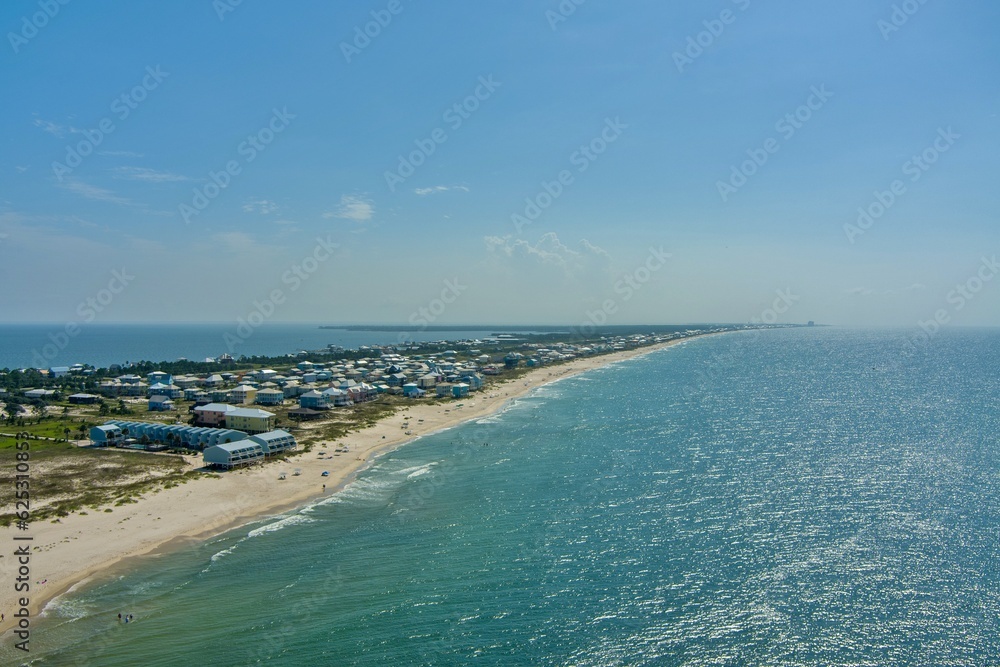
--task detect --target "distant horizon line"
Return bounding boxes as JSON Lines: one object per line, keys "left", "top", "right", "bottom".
{"left": 0, "top": 321, "right": 813, "bottom": 328}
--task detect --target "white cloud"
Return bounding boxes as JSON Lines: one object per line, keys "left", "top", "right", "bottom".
{"left": 15, "top": 166, "right": 28, "bottom": 173}
{"left": 33, "top": 118, "right": 75, "bottom": 137}
{"left": 485, "top": 232, "right": 612, "bottom": 278}
{"left": 113, "top": 166, "right": 189, "bottom": 183}
{"left": 324, "top": 195, "right": 374, "bottom": 222}
{"left": 242, "top": 198, "right": 280, "bottom": 214}
{"left": 99, "top": 150, "right": 145, "bottom": 158}
{"left": 414, "top": 185, "right": 470, "bottom": 196}
{"left": 59, "top": 180, "right": 134, "bottom": 206}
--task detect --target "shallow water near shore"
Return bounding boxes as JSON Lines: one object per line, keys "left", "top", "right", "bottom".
{"left": 5, "top": 328, "right": 1000, "bottom": 665}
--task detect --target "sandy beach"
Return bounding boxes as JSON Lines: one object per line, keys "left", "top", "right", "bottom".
{"left": 0, "top": 337, "right": 698, "bottom": 632}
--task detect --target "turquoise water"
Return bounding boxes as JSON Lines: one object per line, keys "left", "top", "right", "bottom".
{"left": 5, "top": 328, "right": 1000, "bottom": 665}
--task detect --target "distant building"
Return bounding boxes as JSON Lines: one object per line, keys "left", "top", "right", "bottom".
{"left": 229, "top": 385, "right": 258, "bottom": 405}
{"left": 68, "top": 393, "right": 100, "bottom": 405}
{"left": 403, "top": 383, "right": 425, "bottom": 398}
{"left": 49, "top": 366, "right": 70, "bottom": 378}
{"left": 255, "top": 388, "right": 284, "bottom": 406}
{"left": 148, "top": 395, "right": 175, "bottom": 411}
{"left": 147, "top": 371, "right": 173, "bottom": 386}
{"left": 24, "top": 389, "right": 55, "bottom": 399}
{"left": 299, "top": 390, "right": 330, "bottom": 410}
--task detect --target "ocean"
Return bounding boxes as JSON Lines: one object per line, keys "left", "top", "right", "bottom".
{"left": 0, "top": 323, "right": 520, "bottom": 370}
{"left": 5, "top": 327, "right": 999, "bottom": 665}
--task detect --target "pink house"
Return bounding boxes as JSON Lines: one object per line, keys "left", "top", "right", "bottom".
{"left": 193, "top": 403, "right": 238, "bottom": 427}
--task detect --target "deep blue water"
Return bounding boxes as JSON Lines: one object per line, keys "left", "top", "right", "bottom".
{"left": 4, "top": 328, "right": 999, "bottom": 665}
{"left": 0, "top": 323, "right": 514, "bottom": 370}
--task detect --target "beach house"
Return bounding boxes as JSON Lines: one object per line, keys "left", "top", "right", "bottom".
{"left": 299, "top": 390, "right": 330, "bottom": 410}
{"left": 225, "top": 407, "right": 276, "bottom": 434}
{"left": 147, "top": 371, "right": 173, "bottom": 386}
{"left": 322, "top": 387, "right": 352, "bottom": 407}
{"left": 193, "top": 403, "right": 239, "bottom": 427}
{"left": 255, "top": 388, "right": 285, "bottom": 406}
{"left": 147, "top": 395, "right": 174, "bottom": 411}
{"left": 403, "top": 383, "right": 425, "bottom": 398}
{"left": 89, "top": 424, "right": 124, "bottom": 446}
{"left": 248, "top": 430, "right": 297, "bottom": 456}
{"left": 104, "top": 420, "right": 247, "bottom": 450}
{"left": 229, "top": 384, "right": 258, "bottom": 405}
{"left": 24, "top": 389, "right": 55, "bottom": 399}
{"left": 203, "top": 441, "right": 264, "bottom": 469}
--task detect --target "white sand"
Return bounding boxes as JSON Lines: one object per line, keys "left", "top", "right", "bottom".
{"left": 0, "top": 337, "right": 698, "bottom": 630}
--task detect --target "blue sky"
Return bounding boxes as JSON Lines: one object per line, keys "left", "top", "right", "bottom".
{"left": 1, "top": 0, "right": 998, "bottom": 327}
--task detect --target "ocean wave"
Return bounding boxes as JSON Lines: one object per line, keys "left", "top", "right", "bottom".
{"left": 246, "top": 513, "right": 316, "bottom": 539}
{"left": 330, "top": 475, "right": 404, "bottom": 505}
{"left": 40, "top": 594, "right": 91, "bottom": 621}
{"left": 210, "top": 537, "right": 248, "bottom": 562}
{"left": 406, "top": 463, "right": 439, "bottom": 479}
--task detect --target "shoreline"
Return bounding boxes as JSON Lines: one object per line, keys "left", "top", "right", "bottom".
{"left": 0, "top": 334, "right": 714, "bottom": 632}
